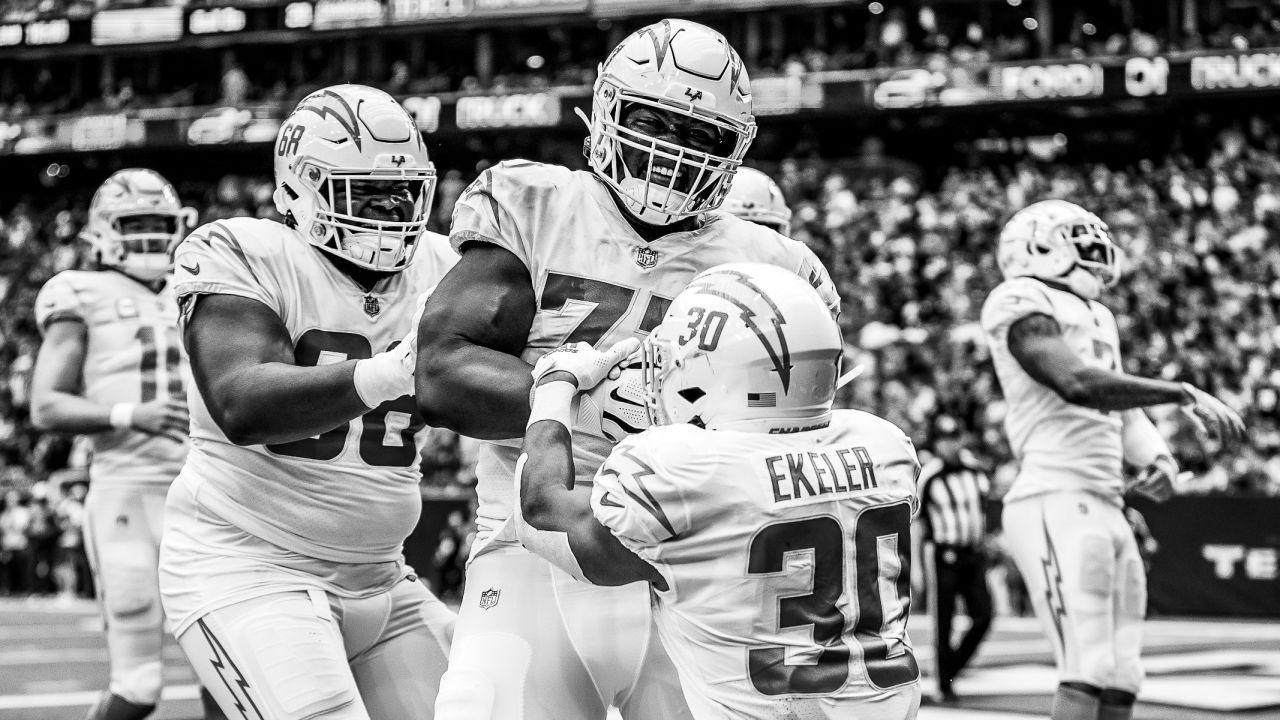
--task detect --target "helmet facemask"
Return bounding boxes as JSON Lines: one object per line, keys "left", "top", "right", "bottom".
{"left": 106, "top": 210, "right": 195, "bottom": 281}
{"left": 287, "top": 160, "right": 436, "bottom": 273}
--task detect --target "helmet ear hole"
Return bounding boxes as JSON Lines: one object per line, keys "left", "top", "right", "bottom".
{"left": 677, "top": 387, "right": 706, "bottom": 403}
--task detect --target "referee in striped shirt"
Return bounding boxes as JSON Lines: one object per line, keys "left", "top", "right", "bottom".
{"left": 915, "top": 415, "right": 994, "bottom": 702}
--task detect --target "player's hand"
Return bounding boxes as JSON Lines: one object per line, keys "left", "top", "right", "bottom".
{"left": 130, "top": 399, "right": 189, "bottom": 442}
{"left": 532, "top": 338, "right": 641, "bottom": 391}
{"left": 353, "top": 336, "right": 416, "bottom": 408}
{"left": 1128, "top": 455, "right": 1177, "bottom": 503}
{"left": 1179, "top": 383, "right": 1246, "bottom": 446}
{"left": 577, "top": 366, "right": 651, "bottom": 443}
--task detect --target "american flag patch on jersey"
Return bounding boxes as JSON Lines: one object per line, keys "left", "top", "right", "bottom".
{"left": 747, "top": 392, "right": 776, "bottom": 407}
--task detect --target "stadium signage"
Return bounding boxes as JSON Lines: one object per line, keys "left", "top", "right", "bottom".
{"left": 401, "top": 95, "right": 442, "bottom": 133}
{"left": 1123, "top": 56, "right": 1169, "bottom": 97}
{"left": 25, "top": 19, "right": 70, "bottom": 45}
{"left": 91, "top": 7, "right": 183, "bottom": 45}
{"left": 70, "top": 114, "right": 129, "bottom": 151}
{"left": 1190, "top": 52, "right": 1280, "bottom": 91}
{"left": 390, "top": 0, "right": 468, "bottom": 22}
{"left": 0, "top": 24, "right": 20, "bottom": 46}
{"left": 189, "top": 8, "right": 248, "bottom": 35}
{"left": 1202, "top": 544, "right": 1278, "bottom": 581}
{"left": 993, "top": 62, "right": 1105, "bottom": 100}
{"left": 312, "top": 0, "right": 383, "bottom": 29}
{"left": 284, "top": 2, "right": 314, "bottom": 28}
{"left": 471, "top": 0, "right": 586, "bottom": 14}
{"left": 455, "top": 92, "right": 559, "bottom": 129}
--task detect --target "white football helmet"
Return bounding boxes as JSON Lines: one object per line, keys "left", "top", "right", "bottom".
{"left": 273, "top": 84, "right": 436, "bottom": 273}
{"left": 998, "top": 199, "right": 1121, "bottom": 299}
{"left": 722, "top": 166, "right": 792, "bottom": 235}
{"left": 581, "top": 19, "right": 756, "bottom": 226}
{"left": 642, "top": 262, "right": 842, "bottom": 433}
{"left": 80, "top": 168, "right": 196, "bottom": 282}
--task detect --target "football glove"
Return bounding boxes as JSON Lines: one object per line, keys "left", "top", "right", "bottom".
{"left": 1179, "top": 382, "right": 1246, "bottom": 446}
{"left": 1127, "top": 454, "right": 1178, "bottom": 503}
{"left": 353, "top": 337, "right": 415, "bottom": 409}
{"left": 531, "top": 338, "right": 641, "bottom": 391}
{"left": 578, "top": 367, "right": 651, "bottom": 443}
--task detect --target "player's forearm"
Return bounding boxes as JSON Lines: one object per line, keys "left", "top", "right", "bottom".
{"left": 30, "top": 390, "right": 115, "bottom": 434}
{"left": 416, "top": 341, "right": 533, "bottom": 439}
{"left": 518, "top": 420, "right": 578, "bottom": 530}
{"left": 1060, "top": 367, "right": 1189, "bottom": 412}
{"left": 209, "top": 361, "right": 371, "bottom": 445}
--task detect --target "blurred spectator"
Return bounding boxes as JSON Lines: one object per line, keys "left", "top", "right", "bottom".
{"left": 0, "top": 488, "right": 31, "bottom": 595}
{"left": 54, "top": 473, "right": 91, "bottom": 599}
{"left": 25, "top": 482, "right": 58, "bottom": 595}
{"left": 220, "top": 63, "right": 250, "bottom": 106}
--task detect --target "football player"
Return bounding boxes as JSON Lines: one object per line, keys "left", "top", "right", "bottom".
{"left": 980, "top": 199, "right": 1244, "bottom": 720}
{"left": 415, "top": 19, "right": 839, "bottom": 720}
{"left": 515, "top": 263, "right": 922, "bottom": 720}
{"left": 29, "top": 168, "right": 221, "bottom": 720}
{"left": 157, "top": 85, "right": 457, "bottom": 720}
{"left": 721, "top": 166, "right": 792, "bottom": 235}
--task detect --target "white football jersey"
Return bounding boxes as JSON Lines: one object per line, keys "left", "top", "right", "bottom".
{"left": 34, "top": 270, "right": 188, "bottom": 488}
{"left": 171, "top": 218, "right": 457, "bottom": 563}
{"left": 591, "top": 410, "right": 920, "bottom": 719}
{"left": 450, "top": 160, "right": 840, "bottom": 545}
{"left": 981, "top": 277, "right": 1124, "bottom": 502}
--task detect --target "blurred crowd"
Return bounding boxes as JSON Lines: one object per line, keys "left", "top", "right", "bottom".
{"left": 0, "top": 468, "right": 92, "bottom": 599}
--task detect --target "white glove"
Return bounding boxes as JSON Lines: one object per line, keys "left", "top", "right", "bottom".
{"left": 352, "top": 329, "right": 416, "bottom": 409}
{"left": 1127, "top": 454, "right": 1178, "bottom": 503}
{"left": 531, "top": 339, "right": 641, "bottom": 391}
{"left": 1179, "top": 383, "right": 1246, "bottom": 446}
{"left": 577, "top": 367, "right": 652, "bottom": 443}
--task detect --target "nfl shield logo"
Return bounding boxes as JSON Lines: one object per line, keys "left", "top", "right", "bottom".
{"left": 634, "top": 246, "right": 659, "bottom": 269}
{"left": 363, "top": 295, "right": 381, "bottom": 317}
{"left": 479, "top": 588, "right": 500, "bottom": 610}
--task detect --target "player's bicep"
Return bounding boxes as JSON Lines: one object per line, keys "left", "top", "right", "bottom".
{"left": 31, "top": 320, "right": 87, "bottom": 400}
{"left": 1007, "top": 312, "right": 1087, "bottom": 393}
{"left": 184, "top": 294, "right": 295, "bottom": 414}
{"left": 418, "top": 243, "right": 535, "bottom": 357}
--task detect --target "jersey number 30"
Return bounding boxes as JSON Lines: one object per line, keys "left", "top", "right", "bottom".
{"left": 266, "top": 329, "right": 426, "bottom": 467}
{"left": 746, "top": 503, "right": 918, "bottom": 694}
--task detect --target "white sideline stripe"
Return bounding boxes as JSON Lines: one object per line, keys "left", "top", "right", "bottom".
{"left": 0, "top": 684, "right": 198, "bottom": 710}
{"left": 0, "top": 646, "right": 188, "bottom": 666}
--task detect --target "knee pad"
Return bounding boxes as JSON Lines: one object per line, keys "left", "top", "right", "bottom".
{"left": 1077, "top": 534, "right": 1116, "bottom": 605}
{"left": 99, "top": 549, "right": 160, "bottom": 628}
{"left": 112, "top": 660, "right": 164, "bottom": 706}
{"left": 435, "top": 633, "right": 531, "bottom": 720}
{"left": 434, "top": 669, "right": 498, "bottom": 720}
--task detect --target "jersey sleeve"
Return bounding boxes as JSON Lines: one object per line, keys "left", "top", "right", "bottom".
{"left": 791, "top": 241, "right": 841, "bottom": 317}
{"left": 34, "top": 272, "right": 86, "bottom": 333}
{"left": 590, "top": 431, "right": 695, "bottom": 551}
{"left": 449, "top": 160, "right": 560, "bottom": 268}
{"left": 980, "top": 277, "right": 1056, "bottom": 342}
{"left": 171, "top": 220, "right": 284, "bottom": 316}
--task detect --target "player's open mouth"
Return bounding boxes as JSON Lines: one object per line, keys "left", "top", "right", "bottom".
{"left": 648, "top": 164, "right": 691, "bottom": 192}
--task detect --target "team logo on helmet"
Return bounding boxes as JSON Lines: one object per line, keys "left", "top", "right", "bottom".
{"left": 684, "top": 268, "right": 793, "bottom": 391}
{"left": 297, "top": 88, "right": 363, "bottom": 151}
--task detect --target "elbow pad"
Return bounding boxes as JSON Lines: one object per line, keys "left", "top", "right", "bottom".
{"left": 1121, "top": 408, "right": 1171, "bottom": 467}
{"left": 513, "top": 453, "right": 590, "bottom": 584}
